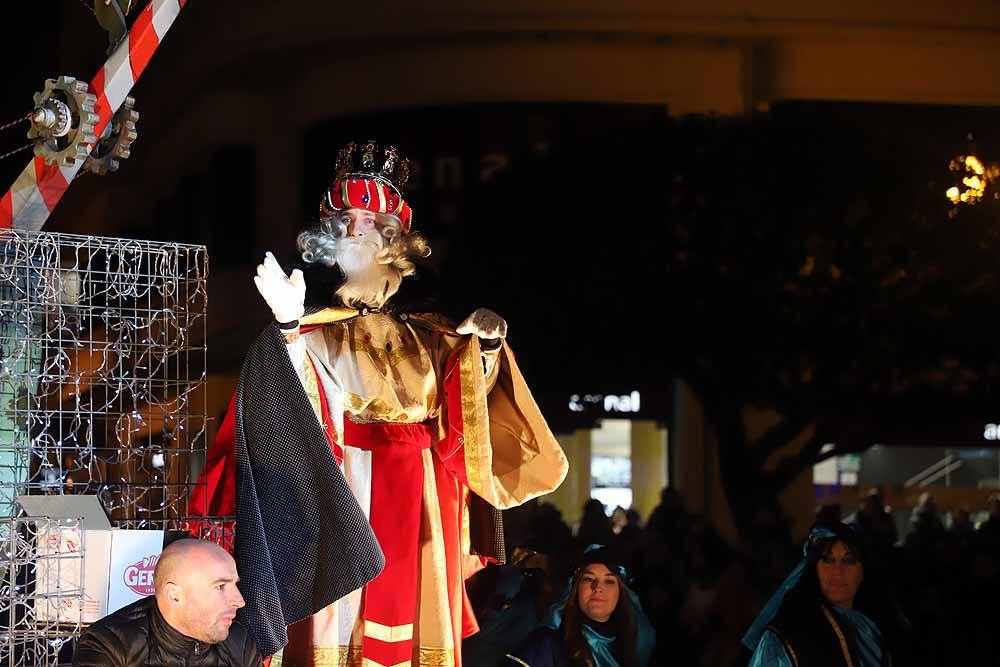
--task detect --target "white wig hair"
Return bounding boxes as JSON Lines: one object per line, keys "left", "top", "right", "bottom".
{"left": 297, "top": 211, "right": 431, "bottom": 277}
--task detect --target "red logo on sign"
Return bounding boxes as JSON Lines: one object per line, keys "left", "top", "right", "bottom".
{"left": 123, "top": 555, "right": 159, "bottom": 596}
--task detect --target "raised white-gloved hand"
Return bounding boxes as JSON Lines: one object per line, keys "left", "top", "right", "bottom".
{"left": 457, "top": 307, "right": 508, "bottom": 341}
{"left": 253, "top": 252, "right": 306, "bottom": 324}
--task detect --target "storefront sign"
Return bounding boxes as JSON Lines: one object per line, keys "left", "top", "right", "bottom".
{"left": 569, "top": 391, "right": 641, "bottom": 414}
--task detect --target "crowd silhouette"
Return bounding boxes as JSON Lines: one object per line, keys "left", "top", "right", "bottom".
{"left": 463, "top": 489, "right": 1000, "bottom": 666}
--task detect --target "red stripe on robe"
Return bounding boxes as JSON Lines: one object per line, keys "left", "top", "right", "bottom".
{"left": 435, "top": 346, "right": 471, "bottom": 488}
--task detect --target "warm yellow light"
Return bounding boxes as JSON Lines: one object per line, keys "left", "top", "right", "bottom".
{"left": 966, "top": 155, "right": 985, "bottom": 175}
{"left": 947, "top": 153, "right": 994, "bottom": 206}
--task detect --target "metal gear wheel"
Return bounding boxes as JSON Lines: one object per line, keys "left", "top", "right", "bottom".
{"left": 28, "top": 76, "right": 99, "bottom": 167}
{"left": 83, "top": 96, "right": 138, "bottom": 176}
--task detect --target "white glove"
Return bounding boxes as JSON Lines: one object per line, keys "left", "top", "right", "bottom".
{"left": 457, "top": 307, "right": 508, "bottom": 340}
{"left": 253, "top": 252, "right": 306, "bottom": 324}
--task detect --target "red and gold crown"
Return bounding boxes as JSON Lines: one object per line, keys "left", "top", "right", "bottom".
{"left": 319, "top": 140, "right": 413, "bottom": 233}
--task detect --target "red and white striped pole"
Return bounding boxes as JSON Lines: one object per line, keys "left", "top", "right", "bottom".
{"left": 0, "top": 0, "right": 188, "bottom": 231}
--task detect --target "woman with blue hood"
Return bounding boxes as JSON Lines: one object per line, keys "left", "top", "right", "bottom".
{"left": 743, "top": 521, "right": 909, "bottom": 667}
{"left": 505, "top": 545, "right": 654, "bottom": 667}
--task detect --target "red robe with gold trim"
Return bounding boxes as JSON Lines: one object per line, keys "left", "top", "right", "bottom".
{"left": 193, "top": 309, "right": 567, "bottom": 667}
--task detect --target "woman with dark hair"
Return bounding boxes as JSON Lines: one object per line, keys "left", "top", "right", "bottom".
{"left": 505, "top": 546, "right": 654, "bottom": 667}
{"left": 743, "top": 522, "right": 908, "bottom": 667}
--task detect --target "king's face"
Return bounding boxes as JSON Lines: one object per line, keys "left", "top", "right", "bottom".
{"left": 342, "top": 208, "right": 380, "bottom": 240}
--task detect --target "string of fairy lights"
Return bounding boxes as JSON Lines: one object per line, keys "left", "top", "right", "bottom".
{"left": 0, "top": 231, "right": 209, "bottom": 526}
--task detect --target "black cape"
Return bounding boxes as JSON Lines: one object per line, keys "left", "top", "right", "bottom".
{"left": 233, "top": 322, "right": 385, "bottom": 657}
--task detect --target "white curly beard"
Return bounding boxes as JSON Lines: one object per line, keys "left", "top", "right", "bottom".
{"left": 334, "top": 236, "right": 403, "bottom": 309}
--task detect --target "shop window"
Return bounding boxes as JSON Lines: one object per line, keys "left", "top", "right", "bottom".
{"left": 591, "top": 419, "right": 632, "bottom": 513}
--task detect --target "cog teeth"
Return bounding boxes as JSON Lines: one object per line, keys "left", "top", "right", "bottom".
{"left": 80, "top": 93, "right": 138, "bottom": 176}
{"left": 30, "top": 75, "right": 103, "bottom": 169}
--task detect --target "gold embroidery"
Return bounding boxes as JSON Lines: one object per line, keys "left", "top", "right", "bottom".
{"left": 363, "top": 619, "right": 413, "bottom": 642}
{"left": 415, "top": 647, "right": 454, "bottom": 667}
{"left": 273, "top": 646, "right": 363, "bottom": 667}
{"left": 301, "top": 307, "right": 360, "bottom": 326}
{"left": 407, "top": 313, "right": 458, "bottom": 335}
{"left": 315, "top": 646, "right": 363, "bottom": 667}
{"left": 344, "top": 393, "right": 409, "bottom": 422}
{"left": 310, "top": 314, "right": 443, "bottom": 425}
{"left": 459, "top": 340, "right": 486, "bottom": 496}
{"left": 820, "top": 606, "right": 855, "bottom": 667}
{"left": 347, "top": 337, "right": 420, "bottom": 366}
{"left": 280, "top": 645, "right": 453, "bottom": 667}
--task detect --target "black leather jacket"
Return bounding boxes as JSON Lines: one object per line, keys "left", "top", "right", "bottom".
{"left": 73, "top": 597, "right": 262, "bottom": 667}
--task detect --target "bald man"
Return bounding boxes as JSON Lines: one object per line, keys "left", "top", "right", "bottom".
{"left": 74, "top": 539, "right": 261, "bottom": 666}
